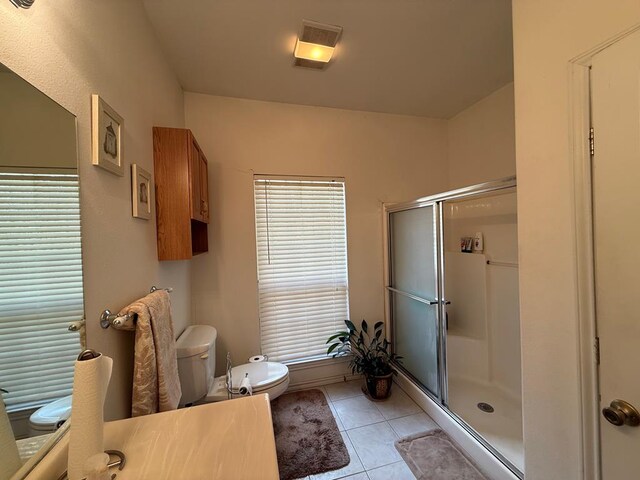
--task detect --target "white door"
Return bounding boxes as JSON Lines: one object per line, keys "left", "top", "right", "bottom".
{"left": 591, "top": 28, "right": 640, "bottom": 479}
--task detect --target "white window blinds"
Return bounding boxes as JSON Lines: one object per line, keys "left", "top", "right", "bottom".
{"left": 254, "top": 176, "right": 350, "bottom": 363}
{"left": 0, "top": 172, "right": 83, "bottom": 412}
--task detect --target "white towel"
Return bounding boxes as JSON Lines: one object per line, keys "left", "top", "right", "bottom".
{"left": 117, "top": 291, "right": 182, "bottom": 417}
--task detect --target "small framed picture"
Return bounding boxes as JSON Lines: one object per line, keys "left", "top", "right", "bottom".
{"left": 91, "top": 94, "right": 124, "bottom": 176}
{"left": 131, "top": 164, "right": 152, "bottom": 220}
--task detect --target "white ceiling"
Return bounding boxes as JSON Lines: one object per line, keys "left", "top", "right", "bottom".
{"left": 142, "top": 0, "right": 513, "bottom": 119}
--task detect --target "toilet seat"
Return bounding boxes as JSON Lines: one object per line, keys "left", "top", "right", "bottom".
{"left": 229, "top": 362, "right": 289, "bottom": 393}
{"left": 29, "top": 395, "right": 72, "bottom": 433}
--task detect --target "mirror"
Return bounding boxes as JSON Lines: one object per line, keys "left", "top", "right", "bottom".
{"left": 0, "top": 62, "right": 83, "bottom": 480}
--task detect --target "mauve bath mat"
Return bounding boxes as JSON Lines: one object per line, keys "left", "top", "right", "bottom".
{"left": 271, "top": 389, "right": 349, "bottom": 480}
{"left": 395, "top": 429, "right": 487, "bottom": 480}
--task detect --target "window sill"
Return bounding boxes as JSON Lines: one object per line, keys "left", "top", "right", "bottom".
{"left": 284, "top": 354, "right": 351, "bottom": 372}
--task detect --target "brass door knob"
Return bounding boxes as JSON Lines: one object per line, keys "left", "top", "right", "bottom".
{"left": 602, "top": 399, "right": 640, "bottom": 427}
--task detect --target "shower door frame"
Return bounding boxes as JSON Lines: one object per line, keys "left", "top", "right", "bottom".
{"left": 384, "top": 176, "right": 520, "bottom": 478}
{"left": 386, "top": 200, "right": 443, "bottom": 399}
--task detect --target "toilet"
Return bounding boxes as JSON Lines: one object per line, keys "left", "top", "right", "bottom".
{"left": 175, "top": 324, "right": 289, "bottom": 405}
{"left": 28, "top": 395, "right": 72, "bottom": 436}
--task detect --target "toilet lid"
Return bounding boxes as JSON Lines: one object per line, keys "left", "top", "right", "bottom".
{"left": 29, "top": 395, "right": 72, "bottom": 427}
{"left": 230, "top": 362, "right": 288, "bottom": 391}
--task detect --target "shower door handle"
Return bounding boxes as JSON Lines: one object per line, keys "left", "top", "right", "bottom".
{"left": 386, "top": 287, "right": 438, "bottom": 305}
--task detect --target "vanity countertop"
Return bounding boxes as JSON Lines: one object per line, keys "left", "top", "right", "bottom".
{"left": 25, "top": 394, "right": 280, "bottom": 480}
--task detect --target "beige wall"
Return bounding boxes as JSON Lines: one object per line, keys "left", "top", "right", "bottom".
{"left": 448, "top": 83, "right": 516, "bottom": 189}
{"left": 0, "top": 1, "right": 189, "bottom": 420}
{"left": 185, "top": 93, "right": 449, "bottom": 375}
{"left": 512, "top": 1, "right": 640, "bottom": 478}
{"left": 0, "top": 72, "right": 76, "bottom": 170}
{"left": 0, "top": 0, "right": 517, "bottom": 422}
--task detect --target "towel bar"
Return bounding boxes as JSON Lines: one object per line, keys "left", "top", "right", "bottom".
{"left": 150, "top": 285, "right": 173, "bottom": 293}
{"left": 100, "top": 286, "right": 173, "bottom": 329}
{"left": 100, "top": 309, "right": 136, "bottom": 329}
{"left": 486, "top": 260, "right": 518, "bottom": 268}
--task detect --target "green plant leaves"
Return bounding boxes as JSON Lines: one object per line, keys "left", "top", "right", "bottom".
{"left": 326, "top": 319, "right": 398, "bottom": 378}
{"left": 326, "top": 331, "right": 349, "bottom": 343}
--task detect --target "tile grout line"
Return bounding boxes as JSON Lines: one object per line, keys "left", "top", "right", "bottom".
{"left": 318, "top": 382, "right": 422, "bottom": 479}
{"left": 366, "top": 461, "right": 415, "bottom": 480}
{"left": 322, "top": 383, "right": 428, "bottom": 422}
{"left": 320, "top": 385, "right": 370, "bottom": 479}
{"left": 347, "top": 419, "right": 405, "bottom": 475}
{"left": 322, "top": 387, "right": 348, "bottom": 432}
{"left": 326, "top": 385, "right": 378, "bottom": 477}
{"left": 325, "top": 383, "right": 428, "bottom": 433}
{"left": 343, "top": 424, "right": 368, "bottom": 475}
{"left": 344, "top": 418, "right": 389, "bottom": 433}
{"left": 302, "top": 385, "right": 431, "bottom": 480}
{"left": 323, "top": 383, "right": 470, "bottom": 478}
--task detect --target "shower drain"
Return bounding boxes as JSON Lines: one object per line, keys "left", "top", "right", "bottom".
{"left": 477, "top": 402, "right": 495, "bottom": 413}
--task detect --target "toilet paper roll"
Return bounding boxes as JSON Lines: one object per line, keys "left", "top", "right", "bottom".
{"left": 67, "top": 351, "right": 113, "bottom": 480}
{"left": 238, "top": 374, "right": 252, "bottom": 396}
{"left": 248, "top": 355, "right": 267, "bottom": 363}
{"left": 0, "top": 395, "right": 21, "bottom": 480}
{"left": 83, "top": 452, "right": 111, "bottom": 480}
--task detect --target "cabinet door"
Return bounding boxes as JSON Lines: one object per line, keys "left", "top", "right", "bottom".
{"left": 199, "top": 152, "right": 209, "bottom": 223}
{"left": 189, "top": 139, "right": 203, "bottom": 222}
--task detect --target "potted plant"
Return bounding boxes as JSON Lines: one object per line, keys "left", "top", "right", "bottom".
{"left": 326, "top": 319, "right": 401, "bottom": 400}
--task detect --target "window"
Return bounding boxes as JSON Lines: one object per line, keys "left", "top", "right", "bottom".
{"left": 254, "top": 176, "right": 350, "bottom": 363}
{"left": 0, "top": 172, "right": 83, "bottom": 411}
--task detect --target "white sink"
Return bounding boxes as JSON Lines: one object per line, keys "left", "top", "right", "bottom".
{"left": 23, "top": 395, "right": 279, "bottom": 480}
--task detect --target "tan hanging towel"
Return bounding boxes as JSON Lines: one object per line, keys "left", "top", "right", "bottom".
{"left": 117, "top": 290, "right": 182, "bottom": 417}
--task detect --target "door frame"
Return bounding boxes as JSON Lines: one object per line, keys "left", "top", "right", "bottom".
{"left": 569, "top": 22, "right": 640, "bottom": 480}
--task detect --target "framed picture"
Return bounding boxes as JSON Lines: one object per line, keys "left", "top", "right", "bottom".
{"left": 131, "top": 164, "right": 152, "bottom": 220}
{"left": 91, "top": 94, "right": 124, "bottom": 176}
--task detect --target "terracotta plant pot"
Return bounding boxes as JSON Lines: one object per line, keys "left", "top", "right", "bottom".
{"left": 365, "top": 373, "right": 393, "bottom": 400}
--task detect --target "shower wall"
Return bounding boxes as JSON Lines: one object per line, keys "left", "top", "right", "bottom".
{"left": 444, "top": 191, "right": 520, "bottom": 400}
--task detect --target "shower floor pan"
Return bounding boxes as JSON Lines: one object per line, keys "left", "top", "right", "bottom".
{"left": 447, "top": 377, "right": 524, "bottom": 473}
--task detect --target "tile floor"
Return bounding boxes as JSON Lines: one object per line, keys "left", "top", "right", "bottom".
{"left": 294, "top": 380, "right": 440, "bottom": 480}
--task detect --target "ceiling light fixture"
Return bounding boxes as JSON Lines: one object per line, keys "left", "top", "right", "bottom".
{"left": 10, "top": 0, "right": 35, "bottom": 8}
{"left": 294, "top": 40, "right": 334, "bottom": 63}
{"left": 293, "top": 20, "right": 342, "bottom": 70}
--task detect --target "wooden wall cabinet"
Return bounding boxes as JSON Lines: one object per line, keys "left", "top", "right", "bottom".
{"left": 153, "top": 127, "right": 210, "bottom": 261}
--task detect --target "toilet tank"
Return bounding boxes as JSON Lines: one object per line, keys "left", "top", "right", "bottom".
{"left": 175, "top": 325, "right": 217, "bottom": 405}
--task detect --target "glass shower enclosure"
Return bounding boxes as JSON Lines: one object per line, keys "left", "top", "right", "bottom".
{"left": 385, "top": 177, "right": 522, "bottom": 477}
{"left": 388, "top": 205, "right": 440, "bottom": 397}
